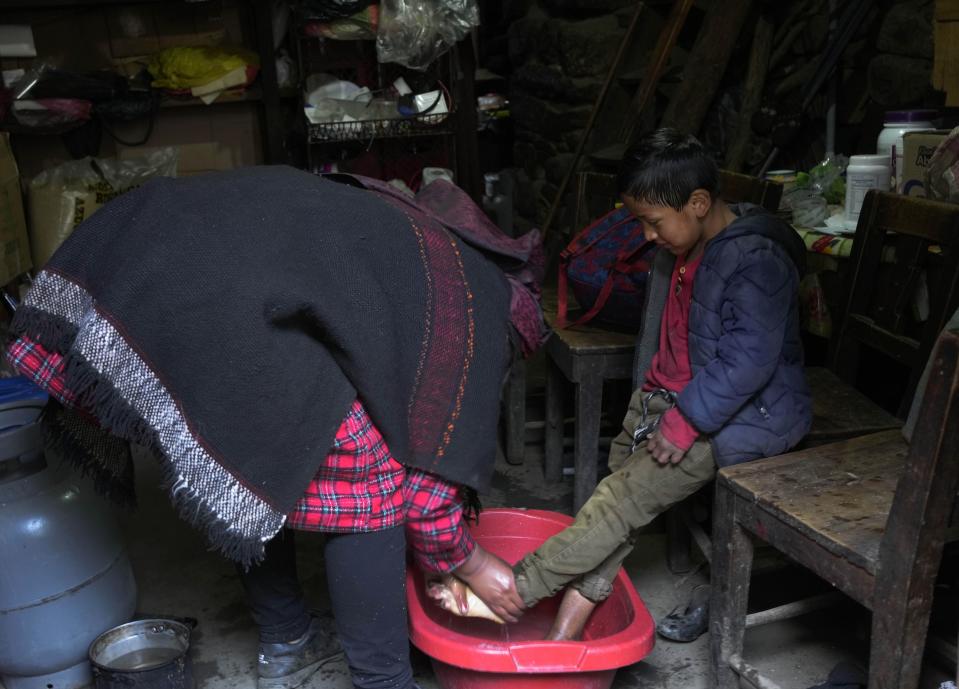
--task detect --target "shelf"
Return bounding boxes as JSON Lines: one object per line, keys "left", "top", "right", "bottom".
{"left": 159, "top": 85, "right": 298, "bottom": 109}
{"left": 307, "top": 112, "right": 455, "bottom": 144}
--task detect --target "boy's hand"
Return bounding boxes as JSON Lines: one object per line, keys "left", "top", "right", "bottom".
{"left": 647, "top": 431, "right": 687, "bottom": 465}
{"left": 454, "top": 544, "right": 525, "bottom": 623}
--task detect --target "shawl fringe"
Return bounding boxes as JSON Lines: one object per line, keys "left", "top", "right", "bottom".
{"left": 12, "top": 305, "right": 276, "bottom": 565}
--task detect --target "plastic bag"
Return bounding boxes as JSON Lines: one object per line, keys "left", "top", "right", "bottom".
{"left": 795, "top": 155, "right": 847, "bottom": 205}
{"left": 784, "top": 187, "right": 828, "bottom": 228}
{"left": 304, "top": 5, "right": 380, "bottom": 40}
{"left": 297, "top": 0, "right": 375, "bottom": 22}
{"left": 377, "top": 0, "right": 479, "bottom": 70}
{"left": 147, "top": 46, "right": 259, "bottom": 92}
{"left": 27, "top": 148, "right": 177, "bottom": 267}
{"left": 11, "top": 99, "right": 92, "bottom": 129}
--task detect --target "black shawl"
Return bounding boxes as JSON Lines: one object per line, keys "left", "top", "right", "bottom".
{"left": 12, "top": 166, "right": 514, "bottom": 563}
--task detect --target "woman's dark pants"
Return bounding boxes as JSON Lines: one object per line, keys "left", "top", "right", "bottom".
{"left": 238, "top": 526, "right": 414, "bottom": 689}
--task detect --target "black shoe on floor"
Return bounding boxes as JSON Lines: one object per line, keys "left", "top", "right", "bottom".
{"left": 656, "top": 584, "right": 710, "bottom": 642}
{"left": 258, "top": 612, "right": 343, "bottom": 689}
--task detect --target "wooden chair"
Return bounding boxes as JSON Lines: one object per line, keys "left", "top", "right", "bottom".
{"left": 710, "top": 327, "right": 959, "bottom": 689}
{"left": 830, "top": 190, "right": 959, "bottom": 418}
{"left": 532, "top": 170, "right": 783, "bottom": 511}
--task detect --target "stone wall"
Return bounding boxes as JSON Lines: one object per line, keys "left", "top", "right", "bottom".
{"left": 503, "top": 1, "right": 633, "bottom": 236}
{"left": 499, "top": 0, "right": 941, "bottom": 237}
{"left": 869, "top": 0, "right": 935, "bottom": 107}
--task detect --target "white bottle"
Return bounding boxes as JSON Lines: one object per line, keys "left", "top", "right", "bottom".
{"left": 876, "top": 109, "right": 936, "bottom": 192}
{"left": 844, "top": 154, "right": 891, "bottom": 231}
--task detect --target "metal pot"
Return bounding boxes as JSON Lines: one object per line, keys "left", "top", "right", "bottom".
{"left": 88, "top": 619, "right": 194, "bottom": 689}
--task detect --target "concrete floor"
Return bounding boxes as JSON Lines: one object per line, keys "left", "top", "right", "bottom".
{"left": 8, "top": 440, "right": 955, "bottom": 689}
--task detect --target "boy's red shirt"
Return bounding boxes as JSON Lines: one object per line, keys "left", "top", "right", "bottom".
{"left": 642, "top": 251, "right": 704, "bottom": 450}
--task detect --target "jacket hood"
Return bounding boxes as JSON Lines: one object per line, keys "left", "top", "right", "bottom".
{"left": 711, "top": 203, "right": 806, "bottom": 275}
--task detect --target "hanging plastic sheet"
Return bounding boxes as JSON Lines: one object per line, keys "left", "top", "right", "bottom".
{"left": 376, "top": 0, "right": 479, "bottom": 70}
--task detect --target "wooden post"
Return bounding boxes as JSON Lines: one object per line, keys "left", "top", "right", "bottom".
{"left": 725, "top": 13, "right": 774, "bottom": 172}
{"left": 934, "top": 0, "right": 959, "bottom": 106}
{"left": 618, "top": 0, "right": 697, "bottom": 146}
{"left": 252, "top": 0, "right": 287, "bottom": 165}
{"left": 709, "top": 481, "right": 755, "bottom": 689}
{"left": 660, "top": 0, "right": 754, "bottom": 135}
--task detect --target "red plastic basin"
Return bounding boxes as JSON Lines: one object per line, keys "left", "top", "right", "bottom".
{"left": 407, "top": 508, "right": 655, "bottom": 689}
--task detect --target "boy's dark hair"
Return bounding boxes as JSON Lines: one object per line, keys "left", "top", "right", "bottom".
{"left": 617, "top": 128, "right": 720, "bottom": 210}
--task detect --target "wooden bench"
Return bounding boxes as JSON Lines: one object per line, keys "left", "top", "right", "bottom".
{"left": 710, "top": 328, "right": 959, "bottom": 689}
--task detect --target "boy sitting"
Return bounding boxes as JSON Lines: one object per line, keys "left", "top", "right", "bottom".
{"left": 510, "top": 127, "right": 813, "bottom": 640}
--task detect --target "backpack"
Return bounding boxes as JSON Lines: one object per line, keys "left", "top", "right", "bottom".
{"left": 557, "top": 206, "right": 657, "bottom": 330}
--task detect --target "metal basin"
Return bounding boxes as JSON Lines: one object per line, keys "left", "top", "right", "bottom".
{"left": 88, "top": 619, "right": 194, "bottom": 689}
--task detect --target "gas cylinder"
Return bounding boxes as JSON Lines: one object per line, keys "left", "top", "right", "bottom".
{"left": 0, "top": 378, "right": 137, "bottom": 689}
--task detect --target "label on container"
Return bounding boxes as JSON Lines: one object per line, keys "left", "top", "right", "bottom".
{"left": 844, "top": 171, "right": 890, "bottom": 228}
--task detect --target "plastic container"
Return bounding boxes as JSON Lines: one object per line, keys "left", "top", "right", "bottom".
{"left": 407, "top": 509, "right": 655, "bottom": 689}
{"left": 844, "top": 154, "right": 891, "bottom": 231}
{"left": 876, "top": 110, "right": 937, "bottom": 192}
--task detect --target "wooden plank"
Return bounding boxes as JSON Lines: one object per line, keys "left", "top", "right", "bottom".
{"left": 720, "top": 430, "right": 907, "bottom": 572}
{"left": 453, "top": 41, "right": 482, "bottom": 201}
{"left": 504, "top": 355, "right": 527, "bottom": 465}
{"left": 542, "top": 288, "right": 637, "bottom": 356}
{"left": 709, "top": 484, "right": 756, "bottom": 689}
{"left": 735, "top": 497, "right": 878, "bottom": 607}
{"left": 545, "top": 334, "right": 634, "bottom": 384}
{"left": 573, "top": 375, "right": 604, "bottom": 511}
{"left": 619, "top": 0, "right": 697, "bottom": 145}
{"left": 846, "top": 314, "right": 920, "bottom": 365}
{"left": 805, "top": 367, "right": 901, "bottom": 444}
{"left": 252, "top": 0, "right": 287, "bottom": 164}
{"left": 871, "top": 192, "right": 959, "bottom": 244}
{"left": 544, "top": 356, "right": 566, "bottom": 482}
{"left": 725, "top": 13, "right": 774, "bottom": 172}
{"left": 544, "top": 323, "right": 636, "bottom": 357}
{"left": 934, "top": 21, "right": 959, "bottom": 104}
{"left": 870, "top": 331, "right": 959, "bottom": 688}
{"left": 660, "top": 0, "right": 753, "bottom": 134}
{"left": 936, "top": 0, "right": 959, "bottom": 21}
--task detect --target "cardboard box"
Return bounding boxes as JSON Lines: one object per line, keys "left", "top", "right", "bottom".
{"left": 0, "top": 133, "right": 32, "bottom": 285}
{"left": 115, "top": 106, "right": 263, "bottom": 176}
{"left": 901, "top": 130, "right": 950, "bottom": 197}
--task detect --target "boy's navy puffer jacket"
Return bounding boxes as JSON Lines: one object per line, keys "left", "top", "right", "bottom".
{"left": 632, "top": 203, "right": 812, "bottom": 467}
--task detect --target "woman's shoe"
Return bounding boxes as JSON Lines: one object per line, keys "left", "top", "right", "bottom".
{"left": 257, "top": 612, "right": 343, "bottom": 689}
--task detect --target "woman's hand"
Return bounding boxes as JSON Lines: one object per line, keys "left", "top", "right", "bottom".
{"left": 453, "top": 544, "right": 525, "bottom": 623}
{"left": 647, "top": 430, "right": 687, "bottom": 465}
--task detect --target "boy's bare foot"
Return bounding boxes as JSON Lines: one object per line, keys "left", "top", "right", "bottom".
{"left": 545, "top": 588, "right": 597, "bottom": 641}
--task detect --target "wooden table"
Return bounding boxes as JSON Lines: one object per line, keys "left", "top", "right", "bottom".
{"left": 542, "top": 302, "right": 636, "bottom": 512}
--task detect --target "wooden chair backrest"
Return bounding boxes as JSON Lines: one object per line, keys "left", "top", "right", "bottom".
{"left": 831, "top": 191, "right": 959, "bottom": 415}
{"left": 875, "top": 328, "right": 959, "bottom": 624}
{"left": 719, "top": 170, "right": 783, "bottom": 213}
